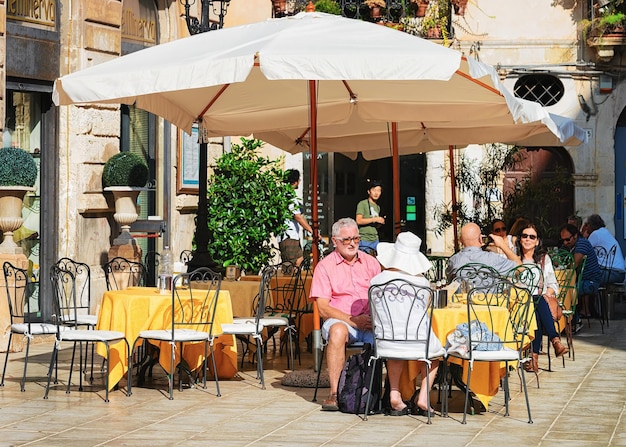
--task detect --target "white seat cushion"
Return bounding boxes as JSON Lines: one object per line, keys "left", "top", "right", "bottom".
{"left": 11, "top": 323, "right": 57, "bottom": 335}
{"left": 60, "top": 330, "right": 126, "bottom": 342}
{"left": 138, "top": 329, "right": 208, "bottom": 343}
{"left": 260, "top": 317, "right": 288, "bottom": 326}
{"left": 471, "top": 347, "right": 519, "bottom": 362}
{"left": 376, "top": 340, "right": 446, "bottom": 360}
{"left": 221, "top": 322, "right": 261, "bottom": 335}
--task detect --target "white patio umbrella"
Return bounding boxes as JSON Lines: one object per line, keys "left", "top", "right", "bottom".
{"left": 52, "top": 11, "right": 585, "bottom": 362}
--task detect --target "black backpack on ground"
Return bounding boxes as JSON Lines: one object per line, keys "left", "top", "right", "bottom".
{"left": 337, "top": 343, "right": 383, "bottom": 415}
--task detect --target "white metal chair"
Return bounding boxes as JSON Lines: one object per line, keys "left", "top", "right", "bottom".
{"left": 221, "top": 265, "right": 291, "bottom": 389}
{"left": 130, "top": 267, "right": 223, "bottom": 399}
{"left": 445, "top": 278, "right": 534, "bottom": 424}
{"left": 45, "top": 266, "right": 131, "bottom": 402}
{"left": 365, "top": 278, "right": 446, "bottom": 422}
{"left": 1, "top": 262, "right": 56, "bottom": 391}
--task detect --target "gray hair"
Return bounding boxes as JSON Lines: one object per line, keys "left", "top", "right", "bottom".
{"left": 586, "top": 214, "right": 605, "bottom": 231}
{"left": 332, "top": 217, "right": 358, "bottom": 237}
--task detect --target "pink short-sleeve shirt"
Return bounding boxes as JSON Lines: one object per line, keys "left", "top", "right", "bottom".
{"left": 309, "top": 250, "right": 381, "bottom": 316}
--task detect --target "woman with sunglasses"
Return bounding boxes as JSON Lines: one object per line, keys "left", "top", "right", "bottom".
{"left": 516, "top": 223, "right": 569, "bottom": 373}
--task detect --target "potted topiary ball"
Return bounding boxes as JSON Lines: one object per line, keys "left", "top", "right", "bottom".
{"left": 102, "top": 152, "right": 149, "bottom": 245}
{"left": 0, "top": 147, "right": 37, "bottom": 254}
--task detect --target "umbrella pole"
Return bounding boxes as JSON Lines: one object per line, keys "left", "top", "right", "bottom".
{"left": 309, "top": 80, "right": 322, "bottom": 371}
{"left": 449, "top": 145, "right": 459, "bottom": 252}
{"left": 392, "top": 122, "right": 400, "bottom": 239}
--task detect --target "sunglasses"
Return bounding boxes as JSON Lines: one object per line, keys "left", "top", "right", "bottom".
{"left": 561, "top": 235, "right": 575, "bottom": 243}
{"left": 520, "top": 233, "right": 537, "bottom": 240}
{"left": 336, "top": 236, "right": 361, "bottom": 245}
{"left": 493, "top": 227, "right": 507, "bottom": 233}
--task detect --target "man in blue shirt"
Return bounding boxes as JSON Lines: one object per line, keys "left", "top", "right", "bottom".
{"left": 559, "top": 223, "right": 602, "bottom": 319}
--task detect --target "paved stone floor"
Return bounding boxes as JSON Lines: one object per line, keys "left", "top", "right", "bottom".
{"left": 1, "top": 302, "right": 625, "bottom": 447}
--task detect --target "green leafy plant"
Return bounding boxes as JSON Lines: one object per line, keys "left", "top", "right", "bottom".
{"left": 0, "top": 147, "right": 37, "bottom": 187}
{"left": 582, "top": 0, "right": 626, "bottom": 39}
{"left": 205, "top": 137, "right": 294, "bottom": 272}
{"left": 419, "top": 0, "right": 450, "bottom": 42}
{"left": 102, "top": 152, "right": 149, "bottom": 188}
{"left": 433, "top": 144, "right": 522, "bottom": 235}
{"left": 314, "top": 0, "right": 342, "bottom": 15}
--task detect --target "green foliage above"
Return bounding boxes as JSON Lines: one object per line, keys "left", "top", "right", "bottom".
{"left": 102, "top": 152, "right": 149, "bottom": 188}
{"left": 206, "top": 137, "right": 295, "bottom": 272}
{"left": 433, "top": 144, "right": 522, "bottom": 235}
{"left": 314, "top": 0, "right": 342, "bottom": 14}
{"left": 0, "top": 147, "right": 38, "bottom": 187}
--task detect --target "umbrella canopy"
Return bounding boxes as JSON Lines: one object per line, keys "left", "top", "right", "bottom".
{"left": 255, "top": 109, "right": 586, "bottom": 160}
{"left": 53, "top": 12, "right": 568, "bottom": 140}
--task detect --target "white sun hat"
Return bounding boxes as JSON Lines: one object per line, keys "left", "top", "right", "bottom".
{"left": 376, "top": 231, "right": 433, "bottom": 276}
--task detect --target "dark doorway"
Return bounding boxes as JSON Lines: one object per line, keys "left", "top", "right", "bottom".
{"left": 502, "top": 147, "right": 574, "bottom": 245}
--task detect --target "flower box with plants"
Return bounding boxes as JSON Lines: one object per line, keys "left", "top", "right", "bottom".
{"left": 0, "top": 147, "right": 38, "bottom": 254}
{"left": 102, "top": 151, "right": 149, "bottom": 244}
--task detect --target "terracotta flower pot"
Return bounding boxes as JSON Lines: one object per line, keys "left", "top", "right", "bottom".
{"left": 452, "top": 0, "right": 468, "bottom": 16}
{"left": 416, "top": 1, "right": 429, "bottom": 17}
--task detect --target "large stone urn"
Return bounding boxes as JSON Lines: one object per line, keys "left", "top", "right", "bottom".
{"left": 0, "top": 186, "right": 34, "bottom": 254}
{"left": 104, "top": 186, "right": 146, "bottom": 245}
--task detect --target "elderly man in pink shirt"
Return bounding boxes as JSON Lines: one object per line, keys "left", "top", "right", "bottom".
{"left": 310, "top": 217, "right": 381, "bottom": 411}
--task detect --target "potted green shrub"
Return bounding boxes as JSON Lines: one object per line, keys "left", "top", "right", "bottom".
{"left": 205, "top": 137, "right": 294, "bottom": 274}
{"left": 102, "top": 152, "right": 149, "bottom": 244}
{"left": 314, "top": 0, "right": 341, "bottom": 15}
{"left": 0, "top": 147, "right": 37, "bottom": 254}
{"left": 583, "top": 1, "right": 626, "bottom": 60}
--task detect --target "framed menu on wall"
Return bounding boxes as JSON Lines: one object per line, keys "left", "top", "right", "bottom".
{"left": 177, "top": 124, "right": 200, "bottom": 194}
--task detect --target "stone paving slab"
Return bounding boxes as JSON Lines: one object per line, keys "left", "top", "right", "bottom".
{"left": 0, "top": 303, "right": 624, "bottom": 446}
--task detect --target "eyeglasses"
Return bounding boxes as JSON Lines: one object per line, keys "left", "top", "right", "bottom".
{"left": 561, "top": 235, "right": 575, "bottom": 243}
{"left": 520, "top": 233, "right": 537, "bottom": 240}
{"left": 336, "top": 236, "right": 361, "bottom": 245}
{"left": 493, "top": 227, "right": 507, "bottom": 233}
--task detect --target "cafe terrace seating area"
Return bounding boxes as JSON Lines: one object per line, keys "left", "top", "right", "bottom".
{"left": 0, "top": 250, "right": 625, "bottom": 444}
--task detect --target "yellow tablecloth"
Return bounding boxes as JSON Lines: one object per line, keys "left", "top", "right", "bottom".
{"left": 401, "top": 302, "right": 536, "bottom": 409}
{"left": 239, "top": 274, "right": 315, "bottom": 341}
{"left": 219, "top": 280, "right": 262, "bottom": 317}
{"left": 96, "top": 287, "right": 237, "bottom": 390}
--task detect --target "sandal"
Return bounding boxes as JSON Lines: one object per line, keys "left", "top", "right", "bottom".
{"left": 386, "top": 406, "right": 409, "bottom": 416}
{"left": 412, "top": 407, "right": 436, "bottom": 418}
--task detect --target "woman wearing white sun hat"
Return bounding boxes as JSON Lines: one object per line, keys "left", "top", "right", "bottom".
{"left": 370, "top": 232, "right": 442, "bottom": 417}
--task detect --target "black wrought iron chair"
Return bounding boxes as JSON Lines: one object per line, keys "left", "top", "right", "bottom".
{"left": 130, "top": 267, "right": 223, "bottom": 399}
{"left": 53, "top": 257, "right": 97, "bottom": 381}
{"left": 595, "top": 244, "right": 616, "bottom": 330}
{"left": 103, "top": 257, "right": 147, "bottom": 290}
{"left": 549, "top": 249, "right": 577, "bottom": 369}
{"left": 452, "top": 262, "right": 502, "bottom": 296}
{"left": 180, "top": 250, "right": 193, "bottom": 266}
{"left": 45, "top": 266, "right": 131, "bottom": 402}
{"left": 221, "top": 265, "right": 289, "bottom": 389}
{"left": 263, "top": 261, "right": 301, "bottom": 369}
{"left": 1, "top": 262, "right": 56, "bottom": 391}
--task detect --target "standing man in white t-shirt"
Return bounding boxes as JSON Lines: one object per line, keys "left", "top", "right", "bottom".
{"left": 278, "top": 169, "right": 313, "bottom": 266}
